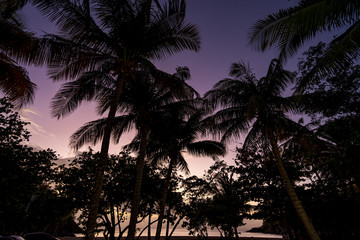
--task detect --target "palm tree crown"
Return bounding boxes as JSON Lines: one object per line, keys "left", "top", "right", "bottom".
{"left": 204, "top": 59, "right": 299, "bottom": 147}
{"left": 33, "top": 0, "right": 200, "bottom": 85}
{"left": 40, "top": 0, "right": 200, "bottom": 120}
{"left": 0, "top": 0, "right": 37, "bottom": 107}
{"left": 66, "top": 67, "right": 198, "bottom": 150}
{"left": 146, "top": 104, "right": 226, "bottom": 171}
{"left": 130, "top": 98, "right": 225, "bottom": 240}
{"left": 248, "top": 0, "right": 360, "bottom": 81}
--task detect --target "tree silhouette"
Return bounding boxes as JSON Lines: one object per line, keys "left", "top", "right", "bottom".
{"left": 0, "top": 1, "right": 38, "bottom": 107}
{"left": 128, "top": 103, "right": 226, "bottom": 240}
{"left": 204, "top": 59, "right": 321, "bottom": 240}
{"left": 249, "top": 0, "right": 360, "bottom": 90}
{"left": 64, "top": 66, "right": 198, "bottom": 239}
{"left": 36, "top": 1, "right": 200, "bottom": 239}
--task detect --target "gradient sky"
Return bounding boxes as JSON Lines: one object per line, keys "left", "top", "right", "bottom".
{"left": 18, "top": 0, "right": 335, "bottom": 176}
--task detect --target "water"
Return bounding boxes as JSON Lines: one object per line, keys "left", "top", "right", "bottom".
{"left": 83, "top": 218, "right": 282, "bottom": 239}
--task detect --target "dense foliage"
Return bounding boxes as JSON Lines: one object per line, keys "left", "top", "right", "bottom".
{"left": 235, "top": 142, "right": 360, "bottom": 240}
{"left": 0, "top": 98, "right": 75, "bottom": 235}
{"left": 181, "top": 161, "right": 250, "bottom": 239}
{"left": 55, "top": 150, "right": 163, "bottom": 240}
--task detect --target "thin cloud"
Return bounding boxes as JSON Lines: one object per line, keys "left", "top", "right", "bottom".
{"left": 19, "top": 108, "right": 56, "bottom": 138}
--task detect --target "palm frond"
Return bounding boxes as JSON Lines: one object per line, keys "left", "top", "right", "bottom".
{"left": 69, "top": 117, "right": 108, "bottom": 150}
{"left": 0, "top": 53, "right": 36, "bottom": 107}
{"left": 148, "top": 22, "right": 200, "bottom": 60}
{"left": 281, "top": 121, "right": 332, "bottom": 158}
{"left": 204, "top": 79, "right": 255, "bottom": 111}
{"left": 297, "top": 20, "right": 360, "bottom": 91}
{"left": 219, "top": 118, "right": 252, "bottom": 144}
{"left": 228, "top": 61, "right": 256, "bottom": 81}
{"left": 249, "top": 0, "right": 360, "bottom": 67}
{"left": 176, "top": 154, "right": 190, "bottom": 175}
{"left": 111, "top": 114, "right": 136, "bottom": 143}
{"left": 262, "top": 59, "right": 295, "bottom": 96}
{"left": 1, "top": 0, "right": 30, "bottom": 19}
{"left": 39, "top": 34, "right": 114, "bottom": 81}
{"left": 69, "top": 114, "right": 135, "bottom": 150}
{"left": 150, "top": 67, "right": 199, "bottom": 99}
{"left": 33, "top": 0, "right": 111, "bottom": 49}
{"left": 242, "top": 122, "right": 265, "bottom": 151}
{"left": 249, "top": 1, "right": 350, "bottom": 59}
{"left": 145, "top": 0, "right": 200, "bottom": 59}
{"left": 51, "top": 71, "right": 115, "bottom": 118}
{"left": 148, "top": 149, "right": 170, "bottom": 166}
{"left": 186, "top": 141, "right": 226, "bottom": 158}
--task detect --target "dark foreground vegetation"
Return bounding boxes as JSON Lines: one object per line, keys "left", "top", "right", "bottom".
{"left": 1, "top": 1, "right": 360, "bottom": 240}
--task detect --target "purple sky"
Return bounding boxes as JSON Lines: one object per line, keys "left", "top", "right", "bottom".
{"left": 18, "top": 1, "right": 334, "bottom": 176}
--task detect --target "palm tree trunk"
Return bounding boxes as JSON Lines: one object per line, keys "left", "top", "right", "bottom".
{"left": 148, "top": 204, "right": 152, "bottom": 240}
{"left": 127, "top": 125, "right": 150, "bottom": 240}
{"left": 234, "top": 227, "right": 239, "bottom": 240}
{"left": 165, "top": 207, "right": 171, "bottom": 240}
{"left": 268, "top": 134, "right": 321, "bottom": 240}
{"left": 155, "top": 157, "right": 175, "bottom": 240}
{"left": 169, "top": 215, "right": 184, "bottom": 237}
{"left": 85, "top": 77, "right": 125, "bottom": 240}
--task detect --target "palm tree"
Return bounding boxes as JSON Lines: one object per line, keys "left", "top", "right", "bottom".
{"left": 35, "top": 1, "right": 199, "bottom": 239}
{"left": 0, "top": 0, "right": 37, "bottom": 107}
{"left": 207, "top": 171, "right": 246, "bottom": 239}
{"left": 129, "top": 104, "right": 226, "bottom": 240}
{"left": 248, "top": 0, "right": 360, "bottom": 89}
{"left": 54, "top": 66, "right": 199, "bottom": 240}
{"left": 204, "top": 59, "right": 321, "bottom": 240}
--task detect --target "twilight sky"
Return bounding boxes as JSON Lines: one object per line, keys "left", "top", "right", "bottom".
{"left": 18, "top": 0, "right": 334, "bottom": 176}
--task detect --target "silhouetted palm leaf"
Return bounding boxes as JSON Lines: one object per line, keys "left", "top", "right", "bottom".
{"left": 0, "top": 0, "right": 40, "bottom": 107}
{"left": 249, "top": 0, "right": 360, "bottom": 84}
